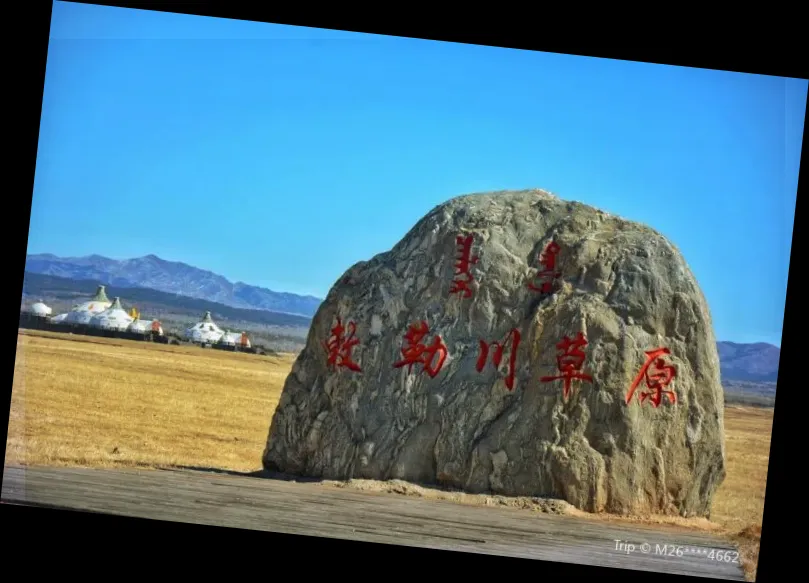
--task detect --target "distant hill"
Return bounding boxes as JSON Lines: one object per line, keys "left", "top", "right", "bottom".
{"left": 716, "top": 341, "right": 780, "bottom": 383}
{"left": 25, "top": 253, "right": 322, "bottom": 318}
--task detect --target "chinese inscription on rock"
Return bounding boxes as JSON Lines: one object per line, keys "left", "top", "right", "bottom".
{"left": 625, "top": 347, "right": 678, "bottom": 407}
{"left": 394, "top": 321, "right": 448, "bottom": 378}
{"left": 324, "top": 317, "right": 362, "bottom": 372}
{"left": 528, "top": 241, "right": 561, "bottom": 294}
{"left": 449, "top": 234, "right": 479, "bottom": 298}
{"left": 323, "top": 233, "right": 681, "bottom": 412}
{"left": 476, "top": 328, "right": 521, "bottom": 390}
{"left": 540, "top": 332, "right": 593, "bottom": 400}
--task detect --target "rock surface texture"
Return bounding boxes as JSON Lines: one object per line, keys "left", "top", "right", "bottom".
{"left": 262, "top": 189, "right": 726, "bottom": 517}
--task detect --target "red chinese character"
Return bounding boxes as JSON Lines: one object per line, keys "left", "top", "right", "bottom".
{"left": 323, "top": 317, "right": 362, "bottom": 372}
{"left": 394, "top": 321, "right": 448, "bottom": 378}
{"left": 476, "top": 328, "right": 521, "bottom": 391}
{"left": 540, "top": 331, "right": 593, "bottom": 400}
{"left": 449, "top": 234, "right": 479, "bottom": 298}
{"left": 625, "top": 348, "right": 678, "bottom": 407}
{"left": 528, "top": 241, "right": 561, "bottom": 294}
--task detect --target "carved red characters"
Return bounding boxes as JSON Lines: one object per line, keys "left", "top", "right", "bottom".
{"left": 625, "top": 347, "right": 678, "bottom": 407}
{"left": 476, "top": 328, "right": 521, "bottom": 391}
{"left": 449, "top": 234, "right": 479, "bottom": 298}
{"left": 540, "top": 331, "right": 593, "bottom": 400}
{"left": 394, "top": 321, "right": 448, "bottom": 378}
{"left": 324, "top": 317, "right": 362, "bottom": 372}
{"left": 528, "top": 241, "right": 561, "bottom": 294}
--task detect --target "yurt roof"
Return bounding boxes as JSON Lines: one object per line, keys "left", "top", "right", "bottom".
{"left": 64, "top": 308, "right": 98, "bottom": 324}
{"left": 190, "top": 311, "right": 222, "bottom": 332}
{"left": 70, "top": 286, "right": 113, "bottom": 314}
{"left": 190, "top": 325, "right": 222, "bottom": 335}
{"left": 90, "top": 297, "right": 132, "bottom": 322}
{"left": 186, "top": 318, "right": 224, "bottom": 341}
{"left": 91, "top": 285, "right": 110, "bottom": 303}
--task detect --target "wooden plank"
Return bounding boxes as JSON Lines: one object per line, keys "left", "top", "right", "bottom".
{"left": 1, "top": 465, "right": 745, "bottom": 580}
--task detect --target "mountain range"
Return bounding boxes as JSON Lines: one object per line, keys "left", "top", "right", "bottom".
{"left": 21, "top": 252, "right": 780, "bottom": 386}
{"left": 25, "top": 253, "right": 322, "bottom": 318}
{"left": 716, "top": 341, "right": 780, "bottom": 384}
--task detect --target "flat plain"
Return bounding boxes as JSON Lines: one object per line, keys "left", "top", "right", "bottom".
{"left": 5, "top": 329, "right": 772, "bottom": 580}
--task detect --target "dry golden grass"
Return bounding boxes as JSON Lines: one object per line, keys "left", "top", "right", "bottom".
{"left": 712, "top": 406, "right": 772, "bottom": 580}
{"left": 7, "top": 330, "right": 293, "bottom": 471}
{"left": 6, "top": 329, "right": 773, "bottom": 580}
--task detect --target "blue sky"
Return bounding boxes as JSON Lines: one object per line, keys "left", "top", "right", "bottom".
{"left": 28, "top": 1, "right": 805, "bottom": 346}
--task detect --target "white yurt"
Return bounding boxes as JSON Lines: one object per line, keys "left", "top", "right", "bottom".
{"left": 186, "top": 311, "right": 224, "bottom": 344}
{"left": 219, "top": 329, "right": 236, "bottom": 346}
{"left": 63, "top": 285, "right": 113, "bottom": 325}
{"left": 128, "top": 318, "right": 150, "bottom": 334}
{"left": 128, "top": 318, "right": 164, "bottom": 336}
{"left": 24, "top": 300, "right": 53, "bottom": 317}
{"left": 89, "top": 297, "right": 134, "bottom": 331}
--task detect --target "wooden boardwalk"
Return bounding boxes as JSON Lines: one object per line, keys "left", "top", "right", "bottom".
{"left": 2, "top": 465, "right": 745, "bottom": 580}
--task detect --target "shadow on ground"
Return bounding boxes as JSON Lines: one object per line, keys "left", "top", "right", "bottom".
{"left": 161, "top": 464, "right": 485, "bottom": 494}
{"left": 158, "top": 464, "right": 571, "bottom": 505}
{"left": 161, "top": 464, "right": 327, "bottom": 483}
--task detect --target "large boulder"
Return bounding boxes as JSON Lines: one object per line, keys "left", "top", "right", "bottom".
{"left": 262, "top": 189, "right": 726, "bottom": 518}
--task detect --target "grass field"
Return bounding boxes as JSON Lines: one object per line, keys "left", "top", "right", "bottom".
{"left": 5, "top": 329, "right": 773, "bottom": 580}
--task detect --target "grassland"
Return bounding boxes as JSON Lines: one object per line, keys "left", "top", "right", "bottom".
{"left": 7, "top": 330, "right": 294, "bottom": 471}
{"left": 6, "top": 329, "right": 773, "bottom": 580}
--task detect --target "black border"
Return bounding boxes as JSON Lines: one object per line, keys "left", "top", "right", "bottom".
{"left": 5, "top": 1, "right": 804, "bottom": 580}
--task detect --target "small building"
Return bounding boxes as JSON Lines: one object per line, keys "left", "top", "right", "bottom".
{"left": 24, "top": 300, "right": 53, "bottom": 317}
{"left": 128, "top": 318, "right": 149, "bottom": 334}
{"left": 151, "top": 320, "right": 164, "bottom": 336}
{"left": 62, "top": 285, "right": 113, "bottom": 325}
{"left": 219, "top": 330, "right": 251, "bottom": 348}
{"left": 89, "top": 297, "right": 134, "bottom": 331}
{"left": 185, "top": 311, "right": 224, "bottom": 344}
